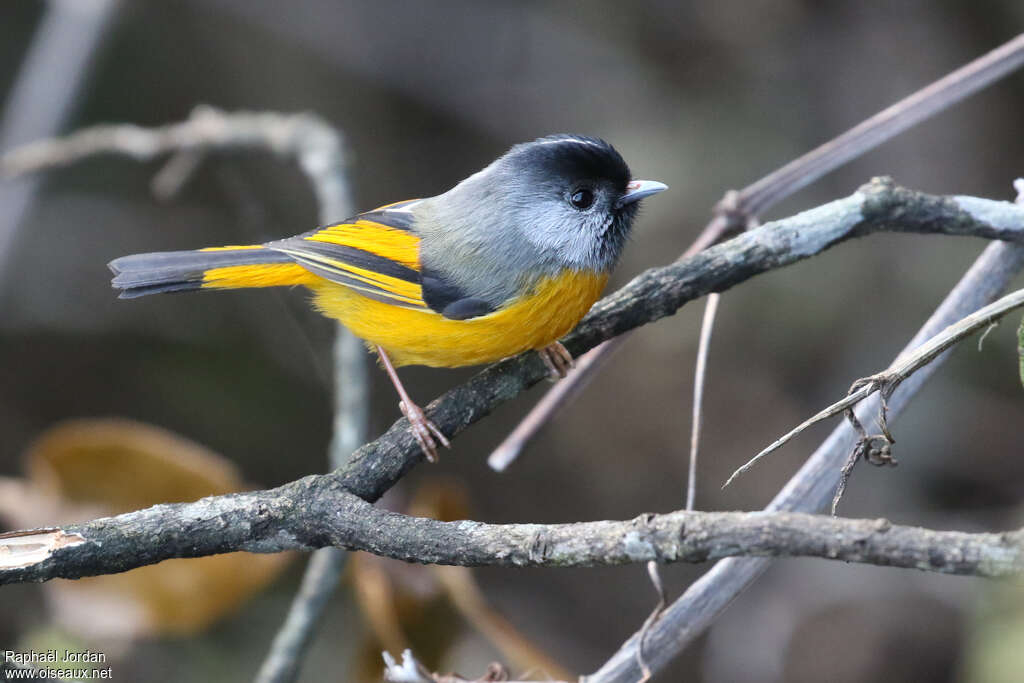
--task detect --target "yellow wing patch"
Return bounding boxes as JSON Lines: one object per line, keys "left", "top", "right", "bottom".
{"left": 306, "top": 220, "right": 420, "bottom": 270}
{"left": 276, "top": 247, "right": 425, "bottom": 306}
{"left": 270, "top": 214, "right": 428, "bottom": 309}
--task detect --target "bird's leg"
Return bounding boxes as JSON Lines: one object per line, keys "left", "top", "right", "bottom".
{"left": 537, "top": 341, "right": 574, "bottom": 380}
{"left": 376, "top": 345, "right": 450, "bottom": 462}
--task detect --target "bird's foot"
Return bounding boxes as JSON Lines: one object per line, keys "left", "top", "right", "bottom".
{"left": 537, "top": 341, "right": 574, "bottom": 380}
{"left": 399, "top": 400, "right": 450, "bottom": 463}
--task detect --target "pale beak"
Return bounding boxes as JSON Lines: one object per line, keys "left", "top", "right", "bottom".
{"left": 616, "top": 179, "right": 668, "bottom": 208}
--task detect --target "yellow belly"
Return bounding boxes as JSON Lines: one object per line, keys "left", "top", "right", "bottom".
{"left": 310, "top": 270, "right": 608, "bottom": 367}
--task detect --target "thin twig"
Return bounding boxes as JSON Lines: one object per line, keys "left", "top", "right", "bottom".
{"left": 688, "top": 293, "right": 720, "bottom": 511}
{"left": 487, "top": 339, "right": 619, "bottom": 471}
{"left": 1017, "top": 181, "right": 1024, "bottom": 391}
{"left": 977, "top": 322, "right": 999, "bottom": 351}
{"left": 150, "top": 149, "right": 206, "bottom": 200}
{"left": 725, "top": 285, "right": 1024, "bottom": 488}
{"left": 254, "top": 548, "right": 350, "bottom": 683}
{"left": 635, "top": 560, "right": 667, "bottom": 683}
{"left": 486, "top": 32, "right": 1024, "bottom": 470}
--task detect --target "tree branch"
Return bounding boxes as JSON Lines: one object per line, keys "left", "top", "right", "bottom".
{"left": 1, "top": 481, "right": 1021, "bottom": 583}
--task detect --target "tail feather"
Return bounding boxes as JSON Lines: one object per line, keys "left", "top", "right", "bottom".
{"left": 109, "top": 246, "right": 295, "bottom": 299}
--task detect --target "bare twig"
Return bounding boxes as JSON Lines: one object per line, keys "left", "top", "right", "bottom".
{"left": 150, "top": 149, "right": 206, "bottom": 200}
{"left": 687, "top": 294, "right": 720, "bottom": 511}
{"left": 725, "top": 284, "right": 1024, "bottom": 489}
{"left": 977, "top": 322, "right": 999, "bottom": 351}
{"left": 584, "top": 238, "right": 1024, "bottom": 682}
{"left": 1018, "top": 316, "right": 1024, "bottom": 389}
{"left": 1016, "top": 181, "right": 1024, "bottom": 391}
{"left": 487, "top": 335, "right": 620, "bottom": 472}
{"left": 486, "top": 32, "right": 1024, "bottom": 470}
{"left": 635, "top": 561, "right": 667, "bottom": 683}
{"left": 254, "top": 548, "right": 350, "bottom": 683}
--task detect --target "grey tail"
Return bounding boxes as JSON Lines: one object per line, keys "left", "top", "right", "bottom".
{"left": 108, "top": 246, "right": 290, "bottom": 299}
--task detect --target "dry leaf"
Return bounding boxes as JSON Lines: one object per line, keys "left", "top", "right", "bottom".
{"left": 1, "top": 418, "right": 291, "bottom": 639}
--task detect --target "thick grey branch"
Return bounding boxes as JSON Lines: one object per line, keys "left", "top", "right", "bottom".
{"left": 1, "top": 481, "right": 1021, "bottom": 583}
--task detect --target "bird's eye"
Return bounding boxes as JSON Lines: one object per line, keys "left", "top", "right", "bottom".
{"left": 569, "top": 188, "right": 595, "bottom": 210}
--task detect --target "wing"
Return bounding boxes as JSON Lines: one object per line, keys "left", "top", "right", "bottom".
{"left": 271, "top": 199, "right": 500, "bottom": 319}
{"left": 269, "top": 200, "right": 429, "bottom": 310}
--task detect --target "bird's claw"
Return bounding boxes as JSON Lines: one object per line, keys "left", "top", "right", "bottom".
{"left": 399, "top": 400, "right": 450, "bottom": 462}
{"left": 537, "top": 341, "right": 574, "bottom": 380}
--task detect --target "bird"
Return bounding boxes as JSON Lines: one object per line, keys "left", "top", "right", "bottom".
{"left": 109, "top": 135, "right": 667, "bottom": 461}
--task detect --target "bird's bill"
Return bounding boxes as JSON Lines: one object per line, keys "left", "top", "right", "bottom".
{"left": 617, "top": 179, "right": 668, "bottom": 207}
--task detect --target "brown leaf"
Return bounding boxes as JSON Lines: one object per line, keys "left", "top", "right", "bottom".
{"left": 5, "top": 418, "right": 291, "bottom": 638}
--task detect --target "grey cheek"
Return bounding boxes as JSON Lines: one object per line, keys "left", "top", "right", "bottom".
{"left": 523, "top": 216, "right": 575, "bottom": 254}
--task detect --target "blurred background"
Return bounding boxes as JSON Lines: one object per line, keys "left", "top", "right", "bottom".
{"left": 1, "top": 1, "right": 1023, "bottom": 681}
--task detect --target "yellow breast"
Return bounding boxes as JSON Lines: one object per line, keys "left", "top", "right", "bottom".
{"left": 310, "top": 269, "right": 608, "bottom": 367}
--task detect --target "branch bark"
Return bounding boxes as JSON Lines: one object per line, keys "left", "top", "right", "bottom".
{"left": 1, "top": 483, "right": 1021, "bottom": 582}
